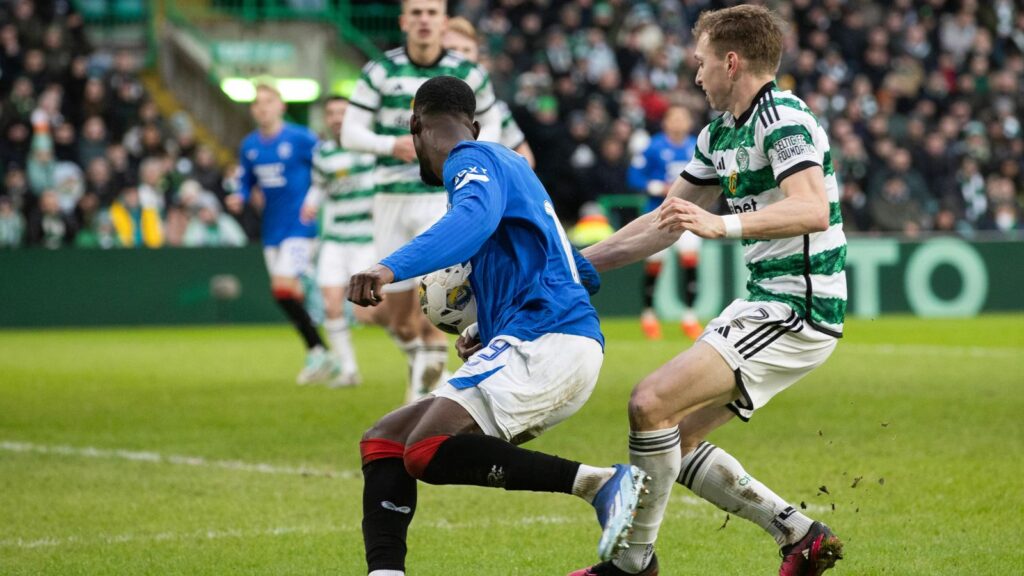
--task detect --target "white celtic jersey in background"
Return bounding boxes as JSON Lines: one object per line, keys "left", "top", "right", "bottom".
{"left": 495, "top": 100, "right": 526, "bottom": 151}
{"left": 312, "top": 140, "right": 376, "bottom": 244}
{"left": 682, "top": 82, "right": 847, "bottom": 337}
{"left": 348, "top": 47, "right": 497, "bottom": 195}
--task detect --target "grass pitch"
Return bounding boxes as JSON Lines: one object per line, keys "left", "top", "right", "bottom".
{"left": 1, "top": 316, "right": 1022, "bottom": 575}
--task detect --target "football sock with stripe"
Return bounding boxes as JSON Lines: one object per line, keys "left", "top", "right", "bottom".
{"left": 360, "top": 440, "right": 415, "bottom": 574}
{"left": 613, "top": 428, "right": 681, "bottom": 573}
{"left": 678, "top": 442, "right": 812, "bottom": 547}
{"left": 413, "top": 434, "right": 581, "bottom": 494}
{"left": 325, "top": 316, "right": 357, "bottom": 373}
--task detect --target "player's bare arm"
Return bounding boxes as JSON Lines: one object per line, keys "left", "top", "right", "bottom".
{"left": 349, "top": 264, "right": 395, "bottom": 306}
{"left": 658, "top": 165, "right": 829, "bottom": 239}
{"left": 582, "top": 177, "right": 716, "bottom": 273}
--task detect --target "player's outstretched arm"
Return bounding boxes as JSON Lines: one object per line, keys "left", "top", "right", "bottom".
{"left": 658, "top": 166, "right": 829, "bottom": 239}
{"left": 582, "top": 178, "right": 716, "bottom": 273}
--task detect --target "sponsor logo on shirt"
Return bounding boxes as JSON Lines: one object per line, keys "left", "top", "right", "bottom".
{"left": 453, "top": 166, "right": 490, "bottom": 191}
{"left": 772, "top": 135, "right": 809, "bottom": 163}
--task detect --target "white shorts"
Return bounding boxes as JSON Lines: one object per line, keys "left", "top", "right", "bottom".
{"left": 433, "top": 333, "right": 604, "bottom": 443}
{"left": 316, "top": 241, "right": 377, "bottom": 287}
{"left": 263, "top": 237, "right": 315, "bottom": 279}
{"left": 646, "top": 230, "right": 702, "bottom": 263}
{"left": 373, "top": 193, "right": 448, "bottom": 292}
{"left": 699, "top": 299, "right": 838, "bottom": 421}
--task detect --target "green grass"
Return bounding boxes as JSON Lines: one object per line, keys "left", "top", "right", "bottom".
{"left": 1, "top": 316, "right": 1022, "bottom": 575}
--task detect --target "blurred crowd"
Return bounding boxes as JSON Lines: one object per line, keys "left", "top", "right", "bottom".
{"left": 0, "top": 0, "right": 254, "bottom": 249}
{"left": 456, "top": 0, "right": 1023, "bottom": 236}
{"left": 1, "top": 0, "right": 1021, "bottom": 251}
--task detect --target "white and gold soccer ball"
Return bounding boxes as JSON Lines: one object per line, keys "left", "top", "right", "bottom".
{"left": 419, "top": 263, "right": 477, "bottom": 335}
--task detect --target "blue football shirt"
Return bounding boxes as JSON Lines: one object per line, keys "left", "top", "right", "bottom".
{"left": 381, "top": 141, "right": 603, "bottom": 347}
{"left": 628, "top": 132, "right": 697, "bottom": 213}
{"left": 238, "top": 123, "right": 318, "bottom": 246}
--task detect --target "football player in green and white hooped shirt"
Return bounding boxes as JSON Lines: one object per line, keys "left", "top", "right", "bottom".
{"left": 300, "top": 95, "right": 378, "bottom": 388}
{"left": 443, "top": 16, "right": 536, "bottom": 168}
{"left": 571, "top": 6, "right": 846, "bottom": 576}
{"left": 341, "top": 0, "right": 501, "bottom": 403}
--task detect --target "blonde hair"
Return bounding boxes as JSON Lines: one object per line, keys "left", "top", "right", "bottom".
{"left": 446, "top": 16, "right": 478, "bottom": 42}
{"left": 692, "top": 5, "right": 785, "bottom": 75}
{"left": 253, "top": 78, "right": 282, "bottom": 99}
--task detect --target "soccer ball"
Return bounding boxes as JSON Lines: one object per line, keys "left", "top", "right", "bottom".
{"left": 419, "top": 263, "right": 477, "bottom": 335}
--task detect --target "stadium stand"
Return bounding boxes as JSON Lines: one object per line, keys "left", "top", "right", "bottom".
{"left": 465, "top": 0, "right": 1022, "bottom": 235}
{"left": 0, "top": 0, "right": 1021, "bottom": 251}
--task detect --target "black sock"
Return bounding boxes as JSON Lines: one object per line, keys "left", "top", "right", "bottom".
{"left": 680, "top": 263, "right": 699, "bottom": 309}
{"left": 642, "top": 270, "right": 657, "bottom": 309}
{"left": 420, "top": 434, "right": 580, "bottom": 493}
{"left": 362, "top": 458, "right": 417, "bottom": 573}
{"left": 275, "top": 296, "right": 324, "bottom": 349}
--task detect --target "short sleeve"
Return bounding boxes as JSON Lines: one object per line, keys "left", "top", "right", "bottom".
{"left": 465, "top": 63, "right": 496, "bottom": 116}
{"left": 349, "top": 60, "right": 382, "bottom": 112}
{"left": 760, "top": 113, "right": 822, "bottom": 184}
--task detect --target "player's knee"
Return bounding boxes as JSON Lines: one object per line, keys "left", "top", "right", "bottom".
{"left": 360, "top": 425, "right": 406, "bottom": 466}
{"left": 628, "top": 384, "right": 663, "bottom": 429}
{"left": 402, "top": 435, "right": 449, "bottom": 480}
{"left": 390, "top": 320, "right": 418, "bottom": 343}
{"left": 272, "top": 286, "right": 297, "bottom": 302}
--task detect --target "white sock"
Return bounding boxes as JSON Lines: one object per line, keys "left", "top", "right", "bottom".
{"left": 368, "top": 570, "right": 404, "bottom": 576}
{"left": 613, "top": 428, "right": 680, "bottom": 573}
{"left": 395, "top": 337, "right": 423, "bottom": 402}
{"left": 615, "top": 544, "right": 655, "bottom": 575}
{"left": 679, "top": 442, "right": 812, "bottom": 547}
{"left": 420, "top": 343, "right": 448, "bottom": 391}
{"left": 571, "top": 464, "right": 614, "bottom": 503}
{"left": 325, "top": 316, "right": 357, "bottom": 373}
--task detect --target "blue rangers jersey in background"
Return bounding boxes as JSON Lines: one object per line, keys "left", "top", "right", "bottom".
{"left": 628, "top": 132, "right": 698, "bottom": 213}
{"left": 381, "top": 141, "right": 603, "bottom": 347}
{"left": 238, "top": 123, "right": 318, "bottom": 246}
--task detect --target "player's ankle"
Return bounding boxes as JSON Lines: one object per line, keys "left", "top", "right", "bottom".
{"left": 572, "top": 464, "right": 615, "bottom": 503}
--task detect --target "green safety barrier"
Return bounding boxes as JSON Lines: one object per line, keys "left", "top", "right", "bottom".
{"left": 0, "top": 238, "right": 1020, "bottom": 328}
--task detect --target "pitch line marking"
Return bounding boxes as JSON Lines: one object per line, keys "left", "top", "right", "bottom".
{"left": 2, "top": 499, "right": 833, "bottom": 550}
{"left": 0, "top": 440, "right": 358, "bottom": 480}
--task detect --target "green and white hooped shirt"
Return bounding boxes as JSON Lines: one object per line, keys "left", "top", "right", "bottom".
{"left": 682, "top": 82, "right": 847, "bottom": 337}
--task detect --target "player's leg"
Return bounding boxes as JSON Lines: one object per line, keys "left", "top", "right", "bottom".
{"left": 373, "top": 195, "right": 425, "bottom": 399}
{"left": 568, "top": 340, "right": 737, "bottom": 576}
{"left": 676, "top": 302, "right": 843, "bottom": 574}
{"left": 320, "top": 242, "right": 376, "bottom": 387}
{"left": 425, "top": 334, "right": 645, "bottom": 561}
{"left": 407, "top": 193, "right": 455, "bottom": 398}
{"left": 266, "top": 241, "right": 330, "bottom": 384}
{"left": 383, "top": 287, "right": 432, "bottom": 402}
{"left": 359, "top": 397, "right": 444, "bottom": 575}
{"left": 640, "top": 252, "right": 663, "bottom": 340}
{"left": 676, "top": 232, "right": 703, "bottom": 339}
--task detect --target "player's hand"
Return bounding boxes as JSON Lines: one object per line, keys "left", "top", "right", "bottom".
{"left": 456, "top": 323, "right": 482, "bottom": 361}
{"left": 348, "top": 264, "right": 395, "bottom": 307}
{"left": 225, "top": 193, "right": 244, "bottom": 214}
{"left": 656, "top": 197, "right": 725, "bottom": 238}
{"left": 299, "top": 203, "right": 318, "bottom": 224}
{"left": 392, "top": 135, "right": 417, "bottom": 163}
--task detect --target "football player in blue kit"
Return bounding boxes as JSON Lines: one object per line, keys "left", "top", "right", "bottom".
{"left": 227, "top": 82, "right": 334, "bottom": 385}
{"left": 627, "top": 105, "right": 704, "bottom": 340}
{"left": 347, "top": 76, "right": 646, "bottom": 576}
